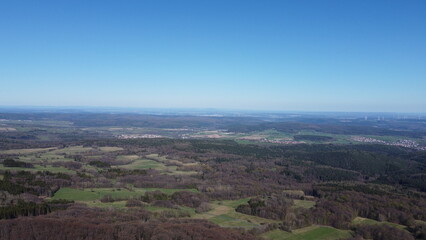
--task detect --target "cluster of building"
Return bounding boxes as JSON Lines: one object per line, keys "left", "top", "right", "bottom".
{"left": 118, "top": 134, "right": 164, "bottom": 139}
{"left": 257, "top": 138, "right": 304, "bottom": 145}
{"left": 351, "top": 136, "right": 426, "bottom": 150}
{"left": 393, "top": 139, "right": 426, "bottom": 150}
{"left": 350, "top": 136, "right": 386, "bottom": 144}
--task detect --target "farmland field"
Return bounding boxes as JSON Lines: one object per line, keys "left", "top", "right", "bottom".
{"left": 262, "top": 225, "right": 352, "bottom": 240}
{"left": 293, "top": 199, "right": 316, "bottom": 209}
{"left": 52, "top": 187, "right": 199, "bottom": 202}
{"left": 0, "top": 147, "right": 57, "bottom": 155}
{"left": 193, "top": 198, "right": 280, "bottom": 228}
{"left": 0, "top": 163, "right": 75, "bottom": 174}
{"left": 351, "top": 217, "right": 407, "bottom": 230}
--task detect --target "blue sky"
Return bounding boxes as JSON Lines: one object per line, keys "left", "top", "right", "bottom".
{"left": 0, "top": 0, "right": 425, "bottom": 112}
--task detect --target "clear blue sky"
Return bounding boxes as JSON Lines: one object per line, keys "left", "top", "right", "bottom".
{"left": 1, "top": 0, "right": 425, "bottom": 112}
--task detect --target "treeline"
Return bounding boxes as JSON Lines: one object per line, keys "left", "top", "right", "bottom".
{"left": 0, "top": 205, "right": 255, "bottom": 240}
{"left": 99, "top": 190, "right": 211, "bottom": 213}
{"left": 1, "top": 159, "right": 34, "bottom": 168}
{"left": 346, "top": 225, "right": 415, "bottom": 240}
{"left": 75, "top": 138, "right": 426, "bottom": 195}
{"left": 304, "top": 167, "right": 360, "bottom": 181}
{"left": 313, "top": 190, "right": 426, "bottom": 226}
{"left": 0, "top": 201, "right": 50, "bottom": 219}
{"left": 0, "top": 200, "right": 72, "bottom": 219}
{"left": 188, "top": 141, "right": 426, "bottom": 190}
{"left": 237, "top": 190, "right": 426, "bottom": 239}
{"left": 236, "top": 195, "right": 293, "bottom": 220}
{"left": 0, "top": 171, "right": 71, "bottom": 196}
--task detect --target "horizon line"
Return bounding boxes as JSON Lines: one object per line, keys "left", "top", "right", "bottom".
{"left": 0, "top": 105, "right": 425, "bottom": 115}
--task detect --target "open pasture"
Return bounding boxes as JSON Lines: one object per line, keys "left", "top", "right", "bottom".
{"left": 351, "top": 217, "right": 407, "bottom": 230}
{"left": 193, "top": 198, "right": 279, "bottom": 228}
{"left": 118, "top": 158, "right": 164, "bottom": 170}
{"left": 118, "top": 154, "right": 199, "bottom": 175}
{"left": 262, "top": 225, "right": 352, "bottom": 240}
{"left": 0, "top": 147, "right": 57, "bottom": 155}
{"left": 0, "top": 163, "right": 75, "bottom": 174}
{"left": 52, "top": 187, "right": 198, "bottom": 202}
{"left": 293, "top": 199, "right": 316, "bottom": 209}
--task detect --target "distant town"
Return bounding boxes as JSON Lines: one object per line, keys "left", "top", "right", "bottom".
{"left": 351, "top": 136, "right": 426, "bottom": 150}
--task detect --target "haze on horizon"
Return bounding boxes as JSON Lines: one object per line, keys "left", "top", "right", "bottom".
{"left": 1, "top": 0, "right": 425, "bottom": 113}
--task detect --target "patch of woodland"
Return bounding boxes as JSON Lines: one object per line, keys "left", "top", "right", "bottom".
{"left": 0, "top": 204, "right": 256, "bottom": 240}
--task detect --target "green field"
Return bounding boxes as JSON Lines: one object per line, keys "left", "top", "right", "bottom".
{"left": 261, "top": 225, "right": 352, "bottom": 240}
{"left": 116, "top": 154, "right": 198, "bottom": 175}
{"left": 0, "top": 147, "right": 83, "bottom": 174}
{"left": 261, "top": 229, "right": 293, "bottom": 240}
{"left": 143, "top": 154, "right": 198, "bottom": 175}
{"left": 52, "top": 187, "right": 200, "bottom": 214}
{"left": 352, "top": 217, "right": 407, "bottom": 230}
{"left": 1, "top": 146, "right": 99, "bottom": 166}
{"left": 98, "top": 146, "right": 123, "bottom": 152}
{"left": 256, "top": 129, "right": 293, "bottom": 140}
{"left": 118, "top": 158, "right": 164, "bottom": 170}
{"left": 145, "top": 154, "right": 170, "bottom": 161}
{"left": 218, "top": 198, "right": 251, "bottom": 208}
{"left": 21, "top": 153, "right": 74, "bottom": 162}
{"left": 293, "top": 200, "right": 316, "bottom": 209}
{"left": 0, "top": 164, "right": 75, "bottom": 174}
{"left": 146, "top": 205, "right": 196, "bottom": 216}
{"left": 0, "top": 147, "right": 198, "bottom": 176}
{"left": 48, "top": 146, "right": 94, "bottom": 154}
{"left": 117, "top": 155, "right": 140, "bottom": 160}
{"left": 193, "top": 198, "right": 279, "bottom": 228}
{"left": 415, "top": 220, "right": 426, "bottom": 225}
{"left": 192, "top": 197, "right": 317, "bottom": 229}
{"left": 52, "top": 187, "right": 198, "bottom": 202}
{"left": 0, "top": 147, "right": 57, "bottom": 155}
